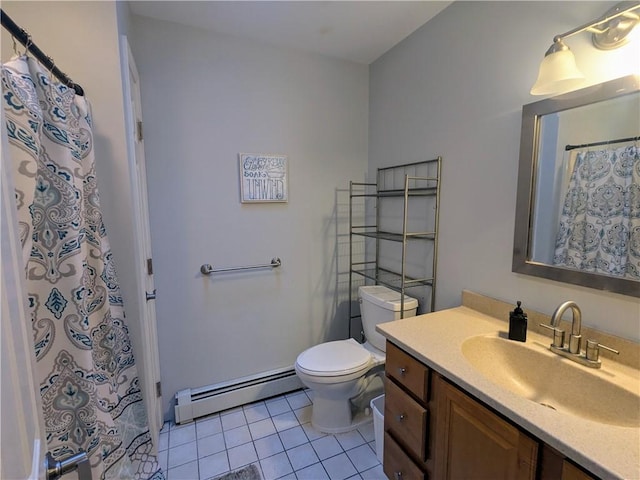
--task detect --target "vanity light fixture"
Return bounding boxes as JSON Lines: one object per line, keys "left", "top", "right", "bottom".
{"left": 530, "top": 1, "right": 640, "bottom": 95}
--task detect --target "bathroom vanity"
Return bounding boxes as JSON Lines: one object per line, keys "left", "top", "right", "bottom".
{"left": 377, "top": 291, "right": 640, "bottom": 480}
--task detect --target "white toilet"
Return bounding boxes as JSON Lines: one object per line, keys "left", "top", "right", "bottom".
{"left": 295, "top": 285, "right": 418, "bottom": 433}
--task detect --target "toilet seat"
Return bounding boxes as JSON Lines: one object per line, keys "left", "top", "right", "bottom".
{"left": 296, "top": 339, "right": 372, "bottom": 377}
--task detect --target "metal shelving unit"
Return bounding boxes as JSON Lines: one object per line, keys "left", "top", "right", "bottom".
{"left": 348, "top": 157, "right": 441, "bottom": 340}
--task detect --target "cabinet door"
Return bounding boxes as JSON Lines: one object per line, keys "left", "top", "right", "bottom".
{"left": 562, "top": 461, "right": 597, "bottom": 480}
{"left": 539, "top": 444, "right": 596, "bottom": 480}
{"left": 434, "top": 375, "right": 538, "bottom": 480}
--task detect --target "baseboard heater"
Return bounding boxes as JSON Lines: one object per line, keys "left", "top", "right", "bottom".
{"left": 174, "top": 366, "right": 303, "bottom": 424}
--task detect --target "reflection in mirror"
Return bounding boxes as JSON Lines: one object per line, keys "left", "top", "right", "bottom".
{"left": 513, "top": 75, "right": 640, "bottom": 297}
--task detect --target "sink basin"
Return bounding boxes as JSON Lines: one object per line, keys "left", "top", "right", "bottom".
{"left": 461, "top": 335, "right": 640, "bottom": 428}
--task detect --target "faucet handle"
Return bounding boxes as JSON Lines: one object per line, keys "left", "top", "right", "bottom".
{"left": 585, "top": 339, "right": 620, "bottom": 362}
{"left": 539, "top": 323, "right": 565, "bottom": 348}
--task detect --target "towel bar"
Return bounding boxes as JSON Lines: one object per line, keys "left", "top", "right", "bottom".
{"left": 200, "top": 258, "right": 281, "bottom": 275}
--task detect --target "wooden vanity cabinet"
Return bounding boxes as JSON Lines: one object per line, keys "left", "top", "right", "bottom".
{"left": 384, "top": 341, "right": 596, "bottom": 480}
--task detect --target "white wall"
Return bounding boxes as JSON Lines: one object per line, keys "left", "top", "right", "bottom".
{"left": 129, "top": 15, "right": 369, "bottom": 418}
{"left": 369, "top": 1, "right": 640, "bottom": 340}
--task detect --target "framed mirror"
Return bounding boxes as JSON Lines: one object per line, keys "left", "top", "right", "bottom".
{"left": 513, "top": 74, "right": 640, "bottom": 297}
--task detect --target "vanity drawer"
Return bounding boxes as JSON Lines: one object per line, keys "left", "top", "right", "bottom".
{"left": 384, "top": 431, "right": 426, "bottom": 480}
{"left": 386, "top": 341, "right": 430, "bottom": 402}
{"left": 385, "top": 376, "right": 428, "bottom": 461}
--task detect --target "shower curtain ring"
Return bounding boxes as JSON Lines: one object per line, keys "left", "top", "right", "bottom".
{"left": 45, "top": 56, "right": 56, "bottom": 78}
{"left": 23, "top": 33, "right": 32, "bottom": 56}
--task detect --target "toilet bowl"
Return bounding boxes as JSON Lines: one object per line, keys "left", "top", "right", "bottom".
{"left": 295, "top": 285, "right": 418, "bottom": 433}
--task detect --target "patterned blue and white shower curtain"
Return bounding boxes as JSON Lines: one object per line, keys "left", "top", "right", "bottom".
{"left": 554, "top": 144, "right": 640, "bottom": 279}
{"left": 2, "top": 56, "right": 163, "bottom": 479}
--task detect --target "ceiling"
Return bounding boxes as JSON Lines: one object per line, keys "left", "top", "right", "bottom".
{"left": 129, "top": 1, "right": 452, "bottom": 64}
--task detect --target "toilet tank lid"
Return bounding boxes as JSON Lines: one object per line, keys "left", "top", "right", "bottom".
{"left": 358, "top": 285, "right": 418, "bottom": 312}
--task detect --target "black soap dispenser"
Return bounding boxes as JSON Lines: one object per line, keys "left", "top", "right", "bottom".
{"left": 508, "top": 301, "right": 528, "bottom": 342}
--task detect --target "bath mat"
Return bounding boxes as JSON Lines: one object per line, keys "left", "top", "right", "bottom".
{"left": 213, "top": 464, "right": 261, "bottom": 480}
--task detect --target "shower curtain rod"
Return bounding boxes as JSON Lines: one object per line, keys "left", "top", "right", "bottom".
{"left": 1, "top": 9, "right": 84, "bottom": 96}
{"left": 565, "top": 135, "right": 639, "bottom": 151}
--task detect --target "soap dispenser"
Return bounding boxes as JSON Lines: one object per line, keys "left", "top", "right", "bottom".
{"left": 508, "top": 300, "right": 528, "bottom": 342}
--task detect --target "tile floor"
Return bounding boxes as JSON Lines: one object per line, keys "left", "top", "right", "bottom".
{"left": 157, "top": 389, "right": 386, "bottom": 480}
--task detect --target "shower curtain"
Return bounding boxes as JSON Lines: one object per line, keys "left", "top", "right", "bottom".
{"left": 2, "top": 56, "right": 163, "bottom": 479}
{"left": 554, "top": 144, "right": 640, "bottom": 279}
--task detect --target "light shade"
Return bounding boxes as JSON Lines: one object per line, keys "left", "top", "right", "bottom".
{"left": 530, "top": 48, "right": 586, "bottom": 95}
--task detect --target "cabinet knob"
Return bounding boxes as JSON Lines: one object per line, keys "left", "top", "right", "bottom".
{"left": 397, "top": 413, "right": 406, "bottom": 422}
{"left": 398, "top": 367, "right": 407, "bottom": 376}
{"left": 394, "top": 472, "right": 403, "bottom": 480}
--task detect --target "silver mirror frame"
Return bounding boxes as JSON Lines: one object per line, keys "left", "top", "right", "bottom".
{"left": 513, "top": 74, "right": 640, "bottom": 298}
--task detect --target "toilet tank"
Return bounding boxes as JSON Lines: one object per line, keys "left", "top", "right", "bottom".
{"left": 358, "top": 286, "right": 418, "bottom": 352}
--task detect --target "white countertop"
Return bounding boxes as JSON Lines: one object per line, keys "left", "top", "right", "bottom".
{"left": 377, "top": 306, "right": 640, "bottom": 480}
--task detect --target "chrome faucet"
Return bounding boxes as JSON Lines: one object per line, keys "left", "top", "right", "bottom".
{"left": 551, "top": 301, "right": 582, "bottom": 354}
{"left": 541, "top": 301, "right": 619, "bottom": 368}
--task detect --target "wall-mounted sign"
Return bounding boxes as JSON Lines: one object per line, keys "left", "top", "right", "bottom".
{"left": 239, "top": 153, "right": 288, "bottom": 203}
